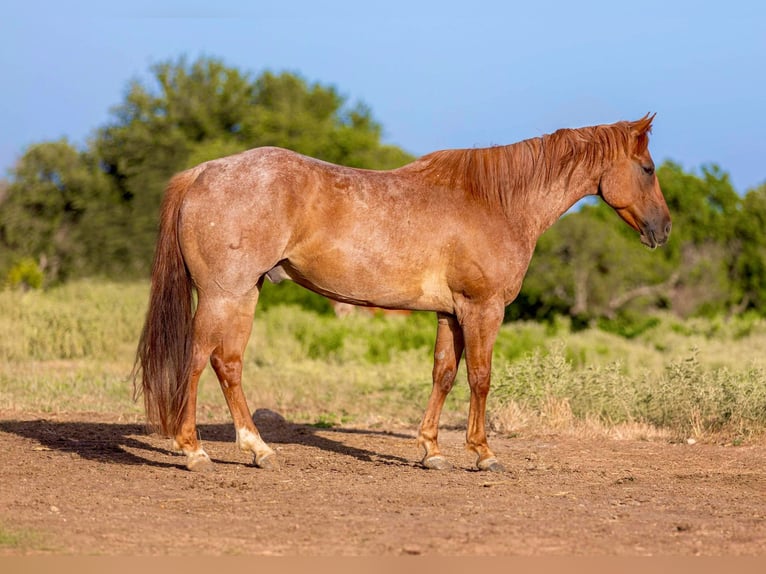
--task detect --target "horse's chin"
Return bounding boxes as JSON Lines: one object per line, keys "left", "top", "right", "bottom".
{"left": 640, "top": 231, "right": 658, "bottom": 250}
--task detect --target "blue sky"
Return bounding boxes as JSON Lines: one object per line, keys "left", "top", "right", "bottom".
{"left": 2, "top": 1, "right": 764, "bottom": 192}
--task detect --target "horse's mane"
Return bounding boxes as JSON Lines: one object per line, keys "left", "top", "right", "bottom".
{"left": 413, "top": 119, "right": 648, "bottom": 210}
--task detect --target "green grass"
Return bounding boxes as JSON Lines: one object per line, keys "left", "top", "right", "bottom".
{"left": 0, "top": 522, "right": 50, "bottom": 552}
{"left": 0, "top": 280, "right": 147, "bottom": 416}
{"left": 2, "top": 280, "right": 766, "bottom": 441}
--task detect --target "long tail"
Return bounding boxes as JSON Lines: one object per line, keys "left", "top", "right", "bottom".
{"left": 133, "top": 167, "right": 201, "bottom": 437}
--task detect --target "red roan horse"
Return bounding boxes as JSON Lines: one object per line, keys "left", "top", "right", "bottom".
{"left": 134, "top": 114, "right": 671, "bottom": 472}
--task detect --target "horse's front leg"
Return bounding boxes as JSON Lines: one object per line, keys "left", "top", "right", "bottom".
{"left": 418, "top": 312, "right": 464, "bottom": 470}
{"left": 459, "top": 303, "right": 506, "bottom": 472}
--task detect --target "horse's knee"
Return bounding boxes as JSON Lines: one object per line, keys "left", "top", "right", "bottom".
{"left": 435, "top": 368, "right": 456, "bottom": 393}
{"left": 468, "top": 367, "right": 491, "bottom": 395}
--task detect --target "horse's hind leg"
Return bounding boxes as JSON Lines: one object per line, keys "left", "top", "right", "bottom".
{"left": 418, "top": 312, "right": 464, "bottom": 470}
{"left": 205, "top": 290, "right": 277, "bottom": 470}
{"left": 175, "top": 287, "right": 276, "bottom": 471}
{"left": 174, "top": 344, "right": 215, "bottom": 471}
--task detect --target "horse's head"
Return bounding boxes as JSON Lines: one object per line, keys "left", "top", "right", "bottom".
{"left": 598, "top": 114, "right": 671, "bottom": 248}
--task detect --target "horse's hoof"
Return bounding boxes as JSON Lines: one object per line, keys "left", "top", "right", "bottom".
{"left": 422, "top": 456, "right": 452, "bottom": 471}
{"left": 477, "top": 457, "right": 506, "bottom": 473}
{"left": 187, "top": 453, "right": 214, "bottom": 472}
{"left": 255, "top": 452, "right": 279, "bottom": 470}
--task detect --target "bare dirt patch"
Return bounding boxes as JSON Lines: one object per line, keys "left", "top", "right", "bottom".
{"left": 1, "top": 409, "right": 764, "bottom": 556}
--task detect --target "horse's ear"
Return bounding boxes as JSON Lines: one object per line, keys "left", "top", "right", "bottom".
{"left": 630, "top": 113, "right": 655, "bottom": 155}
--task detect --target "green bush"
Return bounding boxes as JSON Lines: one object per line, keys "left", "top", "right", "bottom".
{"left": 5, "top": 258, "right": 44, "bottom": 290}
{"left": 491, "top": 343, "right": 766, "bottom": 439}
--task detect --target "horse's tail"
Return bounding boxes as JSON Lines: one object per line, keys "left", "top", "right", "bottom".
{"left": 133, "top": 167, "right": 201, "bottom": 437}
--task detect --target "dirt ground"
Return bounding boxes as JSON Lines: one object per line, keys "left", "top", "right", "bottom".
{"left": 0, "top": 408, "right": 764, "bottom": 556}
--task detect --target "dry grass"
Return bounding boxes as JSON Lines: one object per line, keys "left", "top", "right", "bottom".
{"left": 490, "top": 398, "right": 672, "bottom": 441}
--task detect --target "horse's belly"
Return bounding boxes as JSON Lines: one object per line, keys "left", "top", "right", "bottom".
{"left": 269, "top": 257, "right": 454, "bottom": 312}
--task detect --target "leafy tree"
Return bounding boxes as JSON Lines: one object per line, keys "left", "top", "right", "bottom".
{"left": 730, "top": 183, "right": 766, "bottom": 312}
{"left": 656, "top": 162, "right": 743, "bottom": 316}
{"left": 249, "top": 71, "right": 410, "bottom": 169}
{"left": 0, "top": 140, "right": 114, "bottom": 282}
{"left": 659, "top": 162, "right": 739, "bottom": 245}
{"left": 515, "top": 201, "right": 676, "bottom": 324}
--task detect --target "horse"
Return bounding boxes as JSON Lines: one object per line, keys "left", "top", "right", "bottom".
{"left": 133, "top": 114, "right": 671, "bottom": 472}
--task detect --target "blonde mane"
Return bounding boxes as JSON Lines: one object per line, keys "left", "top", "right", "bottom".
{"left": 414, "top": 119, "right": 649, "bottom": 210}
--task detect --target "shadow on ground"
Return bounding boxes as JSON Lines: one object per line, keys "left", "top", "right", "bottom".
{"left": 0, "top": 409, "right": 416, "bottom": 470}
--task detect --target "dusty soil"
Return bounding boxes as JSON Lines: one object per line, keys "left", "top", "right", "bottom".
{"left": 1, "top": 408, "right": 765, "bottom": 556}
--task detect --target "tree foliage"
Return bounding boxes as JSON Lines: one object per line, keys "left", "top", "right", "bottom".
{"left": 0, "top": 140, "right": 115, "bottom": 280}
{"left": 731, "top": 183, "right": 766, "bottom": 310}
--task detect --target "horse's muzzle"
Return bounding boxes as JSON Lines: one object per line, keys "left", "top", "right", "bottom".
{"left": 640, "top": 220, "right": 672, "bottom": 249}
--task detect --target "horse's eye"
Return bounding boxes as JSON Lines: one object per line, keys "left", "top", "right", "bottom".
{"left": 642, "top": 165, "right": 655, "bottom": 176}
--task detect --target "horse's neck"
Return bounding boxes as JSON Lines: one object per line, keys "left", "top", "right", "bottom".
{"left": 515, "top": 168, "right": 600, "bottom": 240}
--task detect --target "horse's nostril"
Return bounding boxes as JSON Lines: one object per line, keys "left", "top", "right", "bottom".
{"left": 665, "top": 222, "right": 672, "bottom": 236}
